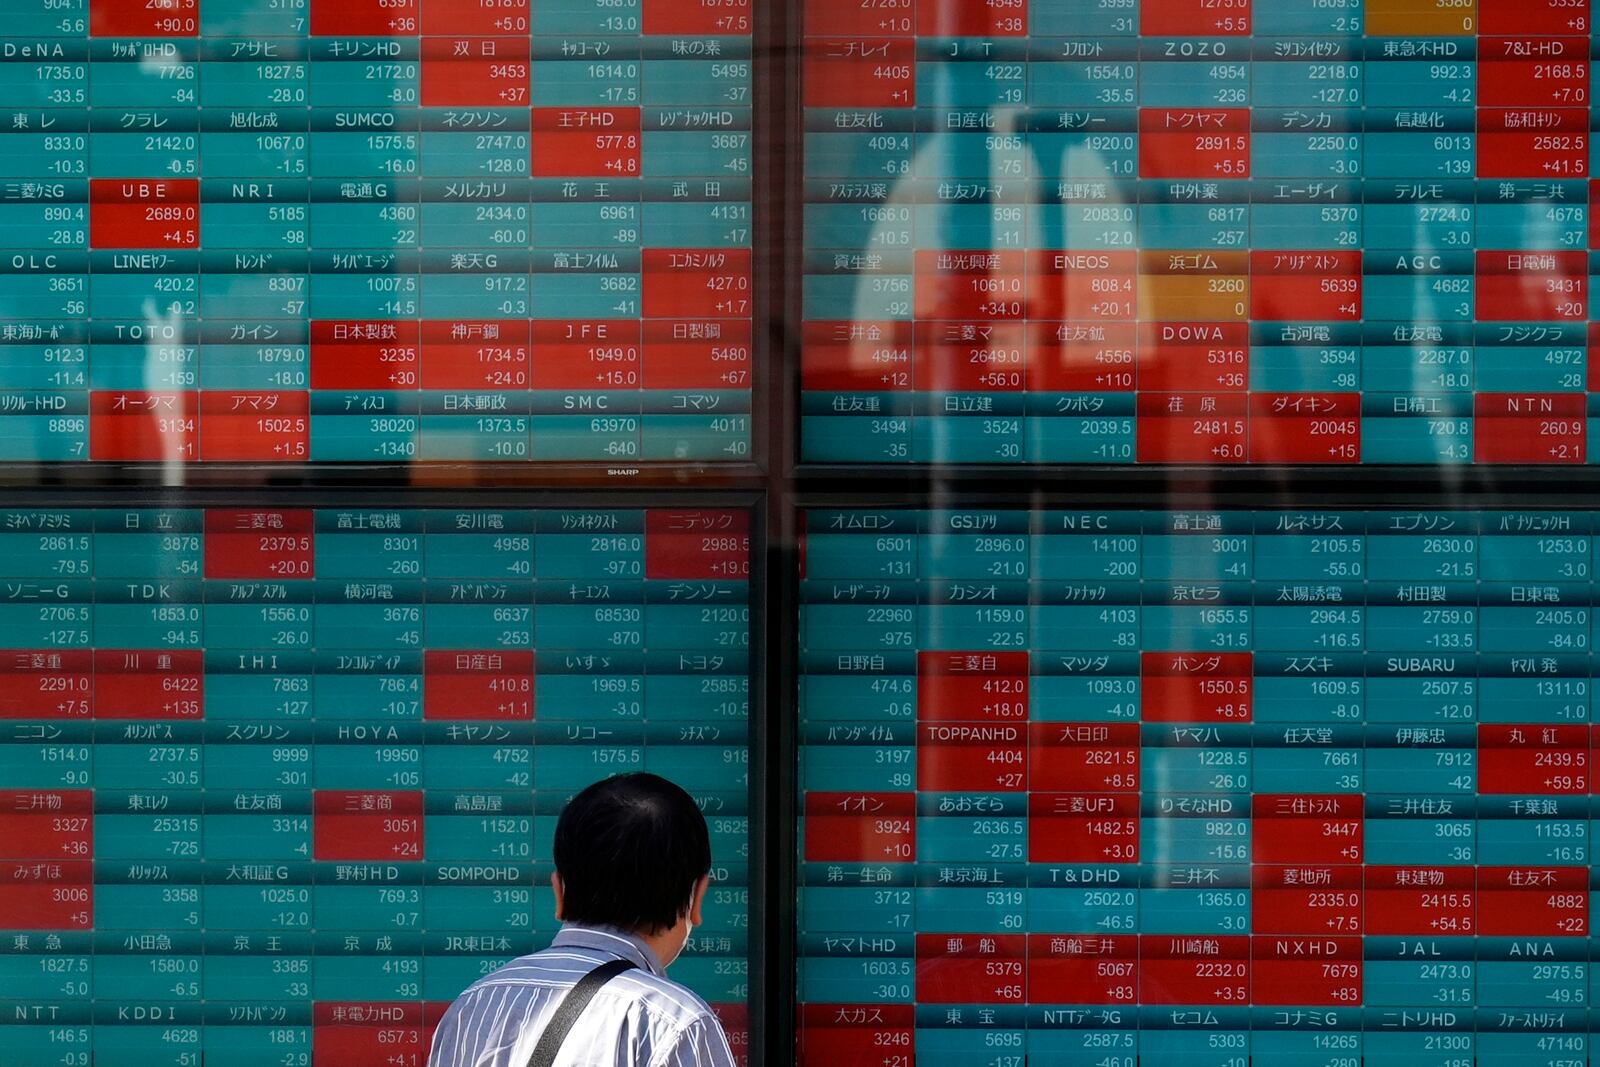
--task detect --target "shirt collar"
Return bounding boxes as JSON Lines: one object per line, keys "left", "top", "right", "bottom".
{"left": 551, "top": 923, "right": 665, "bottom": 976}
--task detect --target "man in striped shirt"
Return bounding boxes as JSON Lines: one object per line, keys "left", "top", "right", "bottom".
{"left": 427, "top": 774, "right": 739, "bottom": 1067}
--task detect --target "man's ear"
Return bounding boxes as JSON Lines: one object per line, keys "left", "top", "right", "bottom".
{"left": 688, "top": 873, "right": 711, "bottom": 927}
{"left": 551, "top": 872, "right": 566, "bottom": 921}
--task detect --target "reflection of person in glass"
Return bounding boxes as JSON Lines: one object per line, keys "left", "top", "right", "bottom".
{"left": 428, "top": 774, "right": 737, "bottom": 1067}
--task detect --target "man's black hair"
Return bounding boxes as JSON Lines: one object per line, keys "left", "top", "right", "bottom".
{"left": 554, "top": 772, "right": 712, "bottom": 934}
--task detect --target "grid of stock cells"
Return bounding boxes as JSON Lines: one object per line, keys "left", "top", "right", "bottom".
{"left": 801, "top": 509, "right": 1600, "bottom": 1066}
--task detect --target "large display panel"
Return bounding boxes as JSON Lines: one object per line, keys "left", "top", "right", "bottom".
{"left": 799, "top": 0, "right": 1599, "bottom": 466}
{"left": 0, "top": 500, "right": 754, "bottom": 1067}
{"left": 799, "top": 506, "right": 1600, "bottom": 1064}
{"left": 0, "top": 0, "right": 753, "bottom": 466}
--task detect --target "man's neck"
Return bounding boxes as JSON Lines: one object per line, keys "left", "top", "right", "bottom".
{"left": 633, "top": 924, "right": 682, "bottom": 972}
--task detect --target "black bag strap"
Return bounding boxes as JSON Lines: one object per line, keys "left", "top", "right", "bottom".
{"left": 525, "top": 958, "right": 637, "bottom": 1067}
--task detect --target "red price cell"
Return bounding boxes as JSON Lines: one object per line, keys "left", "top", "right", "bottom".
{"left": 310, "top": 0, "right": 419, "bottom": 36}
{"left": 1251, "top": 794, "right": 1364, "bottom": 864}
{"left": 918, "top": 323, "right": 1029, "bottom": 393}
{"left": 1477, "top": 866, "right": 1588, "bottom": 936}
{"left": 310, "top": 320, "right": 421, "bottom": 391}
{"left": 314, "top": 792, "right": 424, "bottom": 862}
{"left": 1139, "top": 109, "right": 1251, "bottom": 179}
{"left": 1138, "top": 935, "right": 1250, "bottom": 1004}
{"left": 915, "top": 934, "right": 1027, "bottom": 1005}
{"left": 89, "top": 179, "right": 199, "bottom": 249}
{"left": 1027, "top": 322, "right": 1138, "bottom": 393}
{"left": 313, "top": 1003, "right": 428, "bottom": 1067}
{"left": 93, "top": 650, "right": 204, "bottom": 720}
{"left": 645, "top": 510, "right": 750, "bottom": 580}
{"left": 643, "top": 249, "right": 753, "bottom": 319}
{"left": 803, "top": 792, "right": 915, "bottom": 863}
{"left": 710, "top": 1004, "right": 749, "bottom": 1067}
{"left": 205, "top": 510, "right": 315, "bottom": 580}
{"left": 1027, "top": 793, "right": 1139, "bottom": 863}
{"left": 1479, "top": 723, "right": 1588, "bottom": 793}
{"left": 804, "top": 39, "right": 915, "bottom": 108}
{"left": 530, "top": 322, "right": 642, "bottom": 391}
{"left": 1136, "top": 392, "right": 1249, "bottom": 463}
{"left": 798, "top": 1004, "right": 915, "bottom": 1065}
{"left": 531, "top": 108, "right": 641, "bottom": 177}
{"left": 0, "top": 651, "right": 93, "bottom": 719}
{"left": 801, "top": 321, "right": 915, "bottom": 392}
{"left": 198, "top": 391, "right": 309, "bottom": 462}
{"left": 1481, "top": 0, "right": 1594, "bottom": 34}
{"left": 1029, "top": 722, "right": 1140, "bottom": 792}
{"left": 914, "top": 250, "right": 1028, "bottom": 322}
{"left": 806, "top": 0, "right": 914, "bottom": 34}
{"left": 917, "top": 0, "right": 1028, "bottom": 35}
{"left": 90, "top": 391, "right": 198, "bottom": 461}
{"left": 1479, "top": 38, "right": 1588, "bottom": 106}
{"left": 917, "top": 651, "right": 1030, "bottom": 722}
{"left": 1141, "top": 651, "right": 1253, "bottom": 721}
{"left": 1027, "top": 251, "right": 1138, "bottom": 323}
{"left": 0, "top": 791, "right": 93, "bottom": 860}
{"left": 1027, "top": 935, "right": 1138, "bottom": 1004}
{"left": 420, "top": 37, "right": 529, "bottom": 106}
{"left": 1138, "top": 322, "right": 1249, "bottom": 392}
{"left": 0, "top": 861, "right": 92, "bottom": 929}
{"left": 1363, "top": 865, "right": 1475, "bottom": 936}
{"left": 1476, "top": 249, "right": 1587, "bottom": 321}
{"left": 1250, "top": 936, "right": 1362, "bottom": 1007}
{"left": 423, "top": 651, "right": 535, "bottom": 721}
{"left": 1248, "top": 392, "right": 1361, "bottom": 464}
{"left": 1589, "top": 323, "right": 1600, "bottom": 388}
{"left": 1478, "top": 108, "right": 1589, "bottom": 179}
{"left": 91, "top": 0, "right": 197, "bottom": 37}
{"left": 422, "top": 0, "right": 530, "bottom": 35}
{"left": 421, "top": 320, "right": 532, "bottom": 391}
{"left": 643, "top": 319, "right": 754, "bottom": 390}
{"left": 1251, "top": 865, "right": 1363, "bottom": 935}
{"left": 1251, "top": 251, "right": 1362, "bottom": 321}
{"left": 1142, "top": 0, "right": 1251, "bottom": 34}
{"left": 1474, "top": 392, "right": 1586, "bottom": 464}
{"left": 644, "top": 0, "right": 753, "bottom": 34}
{"left": 917, "top": 721, "right": 1026, "bottom": 792}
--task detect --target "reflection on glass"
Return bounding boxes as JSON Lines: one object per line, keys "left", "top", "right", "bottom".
{"left": 800, "top": 0, "right": 1591, "bottom": 464}
{"left": 0, "top": 0, "right": 753, "bottom": 465}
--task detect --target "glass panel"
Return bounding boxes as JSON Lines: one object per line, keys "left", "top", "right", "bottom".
{"left": 0, "top": 501, "right": 752, "bottom": 1066}
{"left": 0, "top": 0, "right": 754, "bottom": 468}
{"left": 797, "top": 0, "right": 1592, "bottom": 466}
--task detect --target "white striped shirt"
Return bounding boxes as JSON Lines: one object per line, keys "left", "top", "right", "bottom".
{"left": 427, "top": 924, "right": 738, "bottom": 1067}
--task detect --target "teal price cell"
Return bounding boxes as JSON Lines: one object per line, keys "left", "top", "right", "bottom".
{"left": 424, "top": 813, "right": 531, "bottom": 864}
{"left": 423, "top": 886, "right": 530, "bottom": 932}
{"left": 313, "top": 602, "right": 422, "bottom": 650}
{"left": 424, "top": 744, "right": 530, "bottom": 791}
{"left": 1136, "top": 884, "right": 1249, "bottom": 935}
{"left": 534, "top": 740, "right": 644, "bottom": 790}
{"left": 312, "top": 954, "right": 420, "bottom": 1001}
{"left": 1363, "top": 812, "right": 1473, "bottom": 865}
{"left": 314, "top": 672, "right": 422, "bottom": 721}
{"left": 203, "top": 812, "right": 311, "bottom": 861}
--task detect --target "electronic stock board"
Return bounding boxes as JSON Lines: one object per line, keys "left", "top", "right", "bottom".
{"left": 799, "top": 0, "right": 1600, "bottom": 466}
{"left": 0, "top": 503, "right": 753, "bottom": 1067}
{"left": 798, "top": 506, "right": 1600, "bottom": 1066}
{"left": 30, "top": 0, "right": 1600, "bottom": 1065}
{"left": 0, "top": 0, "right": 753, "bottom": 465}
